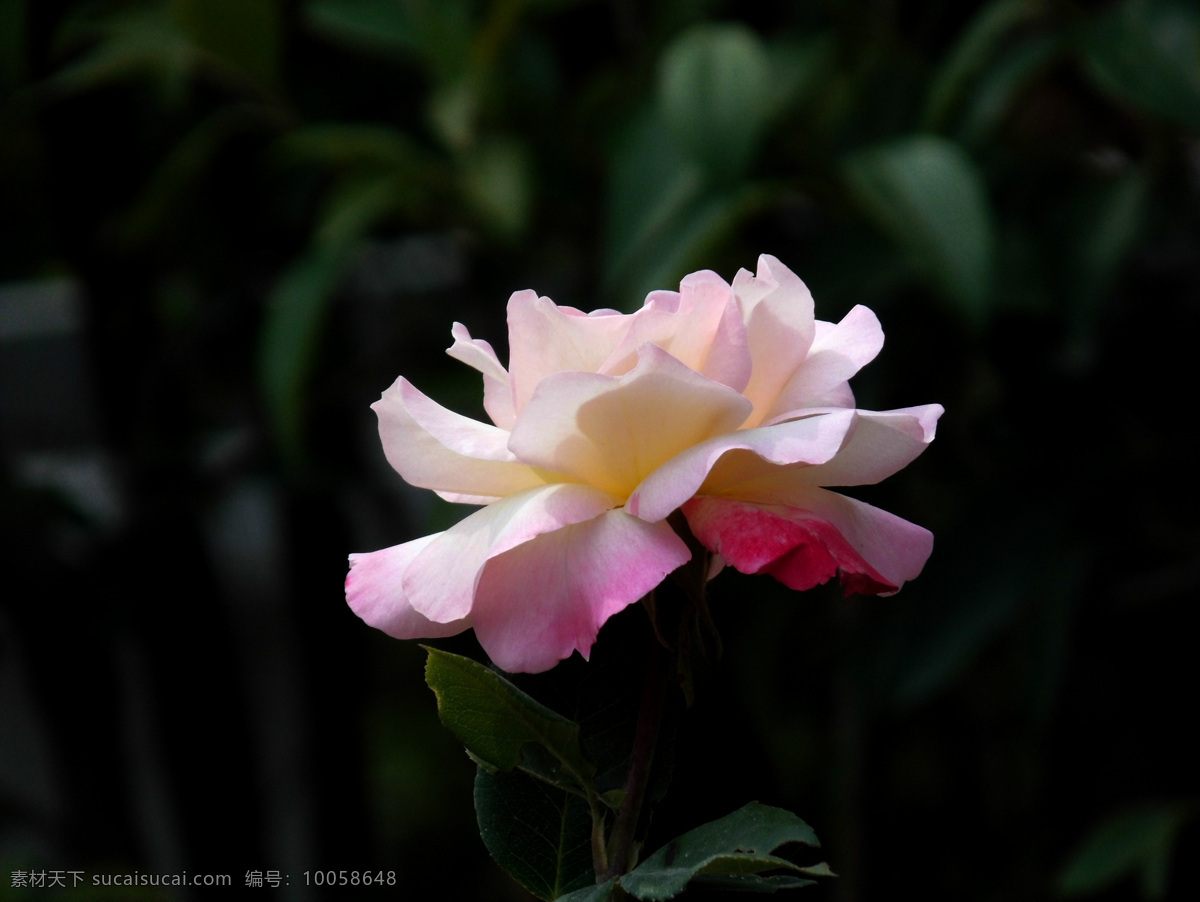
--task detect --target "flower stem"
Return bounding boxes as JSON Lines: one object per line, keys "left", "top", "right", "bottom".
{"left": 601, "top": 627, "right": 670, "bottom": 881}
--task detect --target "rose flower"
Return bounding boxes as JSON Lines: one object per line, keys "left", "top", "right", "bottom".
{"left": 346, "top": 255, "right": 942, "bottom": 673}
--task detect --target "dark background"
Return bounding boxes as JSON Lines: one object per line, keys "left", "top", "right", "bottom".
{"left": 2, "top": 0, "right": 1198, "bottom": 899}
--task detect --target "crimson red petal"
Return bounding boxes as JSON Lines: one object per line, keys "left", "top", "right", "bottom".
{"left": 682, "top": 496, "right": 896, "bottom": 596}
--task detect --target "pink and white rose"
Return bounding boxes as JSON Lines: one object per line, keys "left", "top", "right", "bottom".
{"left": 346, "top": 255, "right": 942, "bottom": 673}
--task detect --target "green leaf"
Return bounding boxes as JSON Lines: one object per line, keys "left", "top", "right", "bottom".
{"left": 1080, "top": 0, "right": 1200, "bottom": 129}
{"left": 843, "top": 135, "right": 995, "bottom": 324}
{"left": 475, "top": 767, "right": 596, "bottom": 901}
{"left": 658, "top": 23, "right": 771, "bottom": 182}
{"left": 259, "top": 162, "right": 423, "bottom": 460}
{"left": 617, "top": 802, "right": 829, "bottom": 900}
{"left": 698, "top": 855, "right": 834, "bottom": 880}
{"left": 313, "top": 171, "right": 412, "bottom": 248}
{"left": 171, "top": 0, "right": 281, "bottom": 89}
{"left": 258, "top": 242, "right": 351, "bottom": 463}
{"left": 603, "top": 106, "right": 769, "bottom": 307}
{"left": 557, "top": 878, "right": 616, "bottom": 902}
{"left": 1058, "top": 803, "right": 1191, "bottom": 899}
{"left": 763, "top": 32, "right": 836, "bottom": 120}
{"left": 691, "top": 875, "right": 819, "bottom": 893}
{"left": 957, "top": 34, "right": 1059, "bottom": 146}
{"left": 921, "top": 0, "right": 1037, "bottom": 132}
{"left": 304, "top": 0, "right": 421, "bottom": 60}
{"left": 459, "top": 136, "right": 532, "bottom": 240}
{"left": 423, "top": 647, "right": 594, "bottom": 790}
{"left": 429, "top": 76, "right": 478, "bottom": 150}
{"left": 624, "top": 185, "right": 768, "bottom": 311}
{"left": 48, "top": 5, "right": 193, "bottom": 104}
{"left": 604, "top": 107, "right": 705, "bottom": 300}
{"left": 305, "top": 0, "right": 473, "bottom": 83}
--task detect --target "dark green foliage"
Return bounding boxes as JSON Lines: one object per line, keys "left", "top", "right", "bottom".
{"left": 560, "top": 803, "right": 831, "bottom": 901}
{"left": 475, "top": 767, "right": 597, "bottom": 901}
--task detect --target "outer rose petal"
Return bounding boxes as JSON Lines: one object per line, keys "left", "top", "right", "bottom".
{"left": 470, "top": 510, "right": 690, "bottom": 672}
{"left": 732, "top": 255, "right": 817, "bottom": 427}
{"left": 796, "top": 405, "right": 942, "bottom": 487}
{"left": 447, "top": 322, "right": 515, "bottom": 429}
{"left": 765, "top": 305, "right": 884, "bottom": 421}
{"left": 704, "top": 406, "right": 942, "bottom": 506}
{"left": 683, "top": 489, "right": 931, "bottom": 596}
{"left": 403, "top": 483, "right": 621, "bottom": 623}
{"left": 346, "top": 536, "right": 471, "bottom": 639}
{"left": 790, "top": 486, "right": 933, "bottom": 591}
{"left": 373, "top": 377, "right": 551, "bottom": 498}
{"left": 508, "top": 343, "right": 752, "bottom": 499}
{"left": 626, "top": 408, "right": 857, "bottom": 522}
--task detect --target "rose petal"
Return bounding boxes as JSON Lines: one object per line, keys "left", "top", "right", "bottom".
{"left": 732, "top": 255, "right": 817, "bottom": 426}
{"left": 682, "top": 489, "right": 930, "bottom": 596}
{"left": 626, "top": 408, "right": 857, "bottom": 522}
{"left": 765, "top": 305, "right": 884, "bottom": 421}
{"left": 346, "top": 536, "right": 471, "bottom": 639}
{"left": 793, "top": 487, "right": 933, "bottom": 591}
{"left": 447, "top": 322, "right": 515, "bottom": 429}
{"left": 434, "top": 490, "right": 501, "bottom": 505}
{"left": 470, "top": 510, "right": 690, "bottom": 672}
{"left": 709, "top": 406, "right": 941, "bottom": 500}
{"left": 791, "top": 380, "right": 856, "bottom": 411}
{"left": 798, "top": 405, "right": 942, "bottom": 487}
{"left": 601, "top": 270, "right": 752, "bottom": 392}
{"left": 507, "top": 289, "right": 634, "bottom": 415}
{"left": 373, "top": 377, "right": 552, "bottom": 498}
{"left": 403, "top": 483, "right": 621, "bottom": 623}
{"left": 508, "top": 343, "right": 753, "bottom": 499}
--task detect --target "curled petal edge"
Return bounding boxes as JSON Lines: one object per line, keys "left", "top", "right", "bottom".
{"left": 447, "top": 322, "right": 516, "bottom": 430}
{"left": 373, "top": 377, "right": 551, "bottom": 498}
{"left": 346, "top": 536, "right": 471, "bottom": 640}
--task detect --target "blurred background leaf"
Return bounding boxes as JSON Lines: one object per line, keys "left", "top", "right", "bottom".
{"left": 171, "top": 0, "right": 282, "bottom": 90}
{"left": 921, "top": 0, "right": 1038, "bottom": 134}
{"left": 659, "top": 23, "right": 771, "bottom": 183}
{"left": 843, "top": 135, "right": 995, "bottom": 324}
{"left": 1080, "top": 0, "right": 1200, "bottom": 130}
{"left": 1058, "top": 804, "right": 1195, "bottom": 899}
